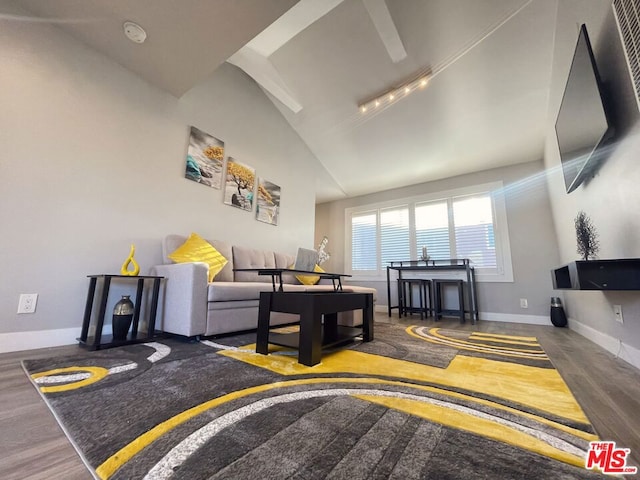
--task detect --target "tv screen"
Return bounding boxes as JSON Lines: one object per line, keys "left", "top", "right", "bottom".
{"left": 555, "top": 24, "right": 612, "bottom": 194}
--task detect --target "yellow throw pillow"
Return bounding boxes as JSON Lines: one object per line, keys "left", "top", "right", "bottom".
{"left": 294, "top": 264, "right": 325, "bottom": 285}
{"left": 168, "top": 233, "right": 228, "bottom": 282}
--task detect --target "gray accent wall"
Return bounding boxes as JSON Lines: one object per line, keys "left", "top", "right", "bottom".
{"left": 0, "top": 6, "right": 319, "bottom": 344}
{"left": 544, "top": 1, "right": 640, "bottom": 362}
{"left": 316, "top": 160, "right": 561, "bottom": 322}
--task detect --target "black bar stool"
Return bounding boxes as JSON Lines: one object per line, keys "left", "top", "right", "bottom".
{"left": 433, "top": 279, "right": 465, "bottom": 323}
{"left": 398, "top": 278, "right": 432, "bottom": 319}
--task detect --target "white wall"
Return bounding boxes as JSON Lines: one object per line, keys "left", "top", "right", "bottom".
{"left": 0, "top": 7, "right": 319, "bottom": 350}
{"left": 544, "top": 1, "right": 640, "bottom": 368}
{"left": 316, "top": 160, "right": 560, "bottom": 324}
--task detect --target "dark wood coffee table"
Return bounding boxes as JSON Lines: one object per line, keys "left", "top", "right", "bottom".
{"left": 256, "top": 290, "right": 374, "bottom": 366}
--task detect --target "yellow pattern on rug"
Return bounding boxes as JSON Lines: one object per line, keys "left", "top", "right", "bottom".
{"left": 220, "top": 343, "right": 587, "bottom": 424}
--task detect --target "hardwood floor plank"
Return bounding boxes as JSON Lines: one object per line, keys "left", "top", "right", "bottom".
{"left": 1, "top": 317, "right": 639, "bottom": 478}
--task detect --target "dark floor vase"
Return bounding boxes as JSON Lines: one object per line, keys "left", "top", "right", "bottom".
{"left": 113, "top": 295, "right": 134, "bottom": 340}
{"left": 550, "top": 297, "right": 568, "bottom": 327}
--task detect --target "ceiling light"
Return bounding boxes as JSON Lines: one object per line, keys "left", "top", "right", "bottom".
{"left": 358, "top": 67, "right": 432, "bottom": 113}
{"left": 123, "top": 21, "right": 147, "bottom": 44}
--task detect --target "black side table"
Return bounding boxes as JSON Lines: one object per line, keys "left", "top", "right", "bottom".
{"left": 79, "top": 274, "right": 163, "bottom": 350}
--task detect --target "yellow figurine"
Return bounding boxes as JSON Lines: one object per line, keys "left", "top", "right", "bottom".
{"left": 120, "top": 244, "right": 140, "bottom": 276}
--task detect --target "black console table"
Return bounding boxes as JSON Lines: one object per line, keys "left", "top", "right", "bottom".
{"left": 551, "top": 259, "right": 640, "bottom": 290}
{"left": 79, "top": 274, "right": 163, "bottom": 350}
{"left": 386, "top": 259, "right": 478, "bottom": 323}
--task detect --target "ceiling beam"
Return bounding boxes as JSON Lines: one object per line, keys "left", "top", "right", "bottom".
{"left": 227, "top": 0, "right": 346, "bottom": 113}
{"left": 362, "top": 0, "right": 407, "bottom": 63}
{"left": 245, "top": 0, "right": 346, "bottom": 57}
{"left": 227, "top": 47, "right": 303, "bottom": 113}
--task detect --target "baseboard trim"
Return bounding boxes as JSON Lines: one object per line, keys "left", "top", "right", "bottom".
{"left": 568, "top": 318, "right": 640, "bottom": 371}
{"left": 478, "top": 312, "right": 550, "bottom": 325}
{"left": 376, "top": 306, "right": 550, "bottom": 325}
{"left": 0, "top": 325, "right": 112, "bottom": 354}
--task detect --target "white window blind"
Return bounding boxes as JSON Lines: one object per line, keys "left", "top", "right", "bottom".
{"left": 380, "top": 206, "right": 410, "bottom": 265}
{"left": 415, "top": 201, "right": 451, "bottom": 260}
{"left": 351, "top": 212, "right": 377, "bottom": 271}
{"left": 453, "top": 195, "right": 496, "bottom": 268}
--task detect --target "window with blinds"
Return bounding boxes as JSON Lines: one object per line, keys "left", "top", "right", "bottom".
{"left": 415, "top": 201, "right": 451, "bottom": 260}
{"left": 345, "top": 183, "right": 511, "bottom": 281}
{"left": 380, "top": 206, "right": 410, "bottom": 265}
{"left": 351, "top": 212, "right": 377, "bottom": 271}
{"left": 453, "top": 195, "right": 496, "bottom": 268}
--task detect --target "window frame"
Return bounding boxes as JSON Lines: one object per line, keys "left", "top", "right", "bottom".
{"left": 344, "top": 181, "right": 513, "bottom": 283}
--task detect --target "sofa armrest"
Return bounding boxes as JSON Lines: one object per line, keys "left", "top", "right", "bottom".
{"left": 150, "top": 262, "right": 208, "bottom": 337}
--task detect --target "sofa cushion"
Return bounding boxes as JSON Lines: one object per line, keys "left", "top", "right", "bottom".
{"left": 295, "top": 264, "right": 325, "bottom": 285}
{"left": 232, "top": 246, "right": 277, "bottom": 283}
{"left": 164, "top": 234, "right": 233, "bottom": 282}
{"left": 274, "top": 252, "right": 297, "bottom": 284}
{"left": 208, "top": 282, "right": 306, "bottom": 302}
{"left": 168, "top": 233, "right": 228, "bottom": 282}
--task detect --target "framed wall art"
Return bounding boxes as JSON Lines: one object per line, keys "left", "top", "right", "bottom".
{"left": 256, "top": 178, "right": 281, "bottom": 226}
{"left": 224, "top": 157, "right": 255, "bottom": 212}
{"left": 184, "top": 126, "right": 224, "bottom": 189}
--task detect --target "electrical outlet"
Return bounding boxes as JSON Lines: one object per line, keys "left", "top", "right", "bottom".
{"left": 519, "top": 298, "right": 528, "bottom": 309}
{"left": 613, "top": 304, "right": 624, "bottom": 324}
{"left": 17, "top": 293, "right": 38, "bottom": 314}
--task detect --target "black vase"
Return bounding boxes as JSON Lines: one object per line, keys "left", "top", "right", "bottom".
{"left": 550, "top": 297, "right": 568, "bottom": 327}
{"left": 113, "top": 295, "right": 134, "bottom": 340}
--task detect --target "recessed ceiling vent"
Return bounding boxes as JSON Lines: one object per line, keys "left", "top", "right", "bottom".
{"left": 613, "top": 0, "right": 640, "bottom": 110}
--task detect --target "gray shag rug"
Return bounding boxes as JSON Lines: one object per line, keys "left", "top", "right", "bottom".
{"left": 23, "top": 323, "right": 610, "bottom": 479}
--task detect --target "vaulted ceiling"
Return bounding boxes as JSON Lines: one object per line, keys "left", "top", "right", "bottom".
{"left": 11, "top": 0, "right": 558, "bottom": 203}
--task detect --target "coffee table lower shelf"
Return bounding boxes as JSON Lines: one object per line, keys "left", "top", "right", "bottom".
{"left": 267, "top": 325, "right": 363, "bottom": 350}
{"left": 256, "top": 291, "right": 374, "bottom": 366}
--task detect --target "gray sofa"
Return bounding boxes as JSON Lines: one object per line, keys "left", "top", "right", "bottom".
{"left": 150, "top": 235, "right": 377, "bottom": 337}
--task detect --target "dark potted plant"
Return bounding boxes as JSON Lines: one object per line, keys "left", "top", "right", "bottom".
{"left": 575, "top": 211, "right": 600, "bottom": 260}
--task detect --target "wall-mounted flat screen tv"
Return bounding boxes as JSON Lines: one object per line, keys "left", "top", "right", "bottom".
{"left": 555, "top": 24, "right": 613, "bottom": 194}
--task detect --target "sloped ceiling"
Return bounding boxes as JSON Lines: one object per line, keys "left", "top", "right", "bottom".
{"left": 8, "top": 0, "right": 558, "bottom": 203}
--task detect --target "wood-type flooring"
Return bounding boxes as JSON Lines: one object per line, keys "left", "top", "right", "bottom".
{"left": 1, "top": 314, "right": 639, "bottom": 479}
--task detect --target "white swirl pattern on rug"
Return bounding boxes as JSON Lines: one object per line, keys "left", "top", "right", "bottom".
{"left": 142, "top": 387, "right": 588, "bottom": 480}
{"left": 33, "top": 342, "right": 170, "bottom": 385}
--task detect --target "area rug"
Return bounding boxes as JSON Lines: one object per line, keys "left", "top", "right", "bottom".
{"left": 23, "top": 323, "right": 611, "bottom": 479}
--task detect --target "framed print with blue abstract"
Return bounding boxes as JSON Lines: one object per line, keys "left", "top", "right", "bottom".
{"left": 185, "top": 126, "right": 224, "bottom": 189}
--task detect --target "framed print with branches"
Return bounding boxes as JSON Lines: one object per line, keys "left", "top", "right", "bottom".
{"left": 256, "top": 178, "right": 281, "bottom": 226}
{"left": 223, "top": 157, "right": 255, "bottom": 211}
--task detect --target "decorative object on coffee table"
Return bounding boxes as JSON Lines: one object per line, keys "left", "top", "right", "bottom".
{"left": 112, "top": 295, "right": 134, "bottom": 340}
{"left": 575, "top": 211, "right": 599, "bottom": 260}
{"left": 120, "top": 244, "right": 140, "bottom": 276}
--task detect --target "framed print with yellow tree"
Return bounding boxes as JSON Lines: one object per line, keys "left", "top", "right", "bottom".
{"left": 224, "top": 157, "right": 255, "bottom": 211}
{"left": 184, "top": 126, "right": 224, "bottom": 189}
{"left": 256, "top": 178, "right": 281, "bottom": 226}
